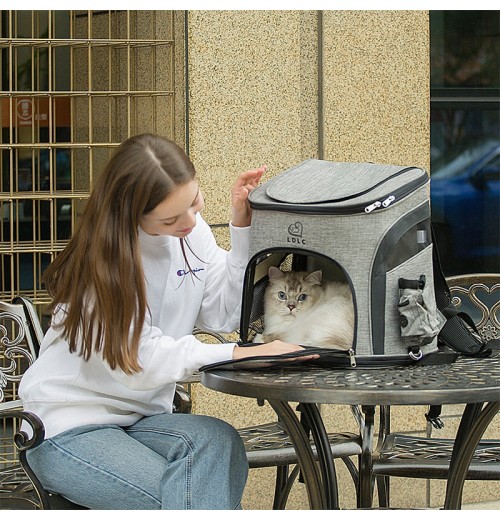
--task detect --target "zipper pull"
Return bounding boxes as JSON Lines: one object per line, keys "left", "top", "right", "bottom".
{"left": 348, "top": 348, "right": 356, "bottom": 367}
{"left": 382, "top": 195, "right": 396, "bottom": 207}
{"left": 364, "top": 201, "right": 382, "bottom": 213}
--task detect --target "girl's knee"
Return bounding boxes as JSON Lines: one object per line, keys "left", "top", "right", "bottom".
{"left": 197, "top": 416, "right": 244, "bottom": 448}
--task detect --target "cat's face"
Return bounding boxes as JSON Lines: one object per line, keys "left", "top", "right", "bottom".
{"left": 264, "top": 267, "right": 323, "bottom": 318}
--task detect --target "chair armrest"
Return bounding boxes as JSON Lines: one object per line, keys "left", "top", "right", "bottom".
{"left": 0, "top": 409, "right": 52, "bottom": 509}
{"left": 173, "top": 328, "right": 231, "bottom": 413}
{"left": 0, "top": 408, "right": 46, "bottom": 450}
{"left": 173, "top": 383, "right": 192, "bottom": 414}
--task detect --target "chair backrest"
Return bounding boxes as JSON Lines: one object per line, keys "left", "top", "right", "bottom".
{"left": 12, "top": 297, "right": 44, "bottom": 355}
{"left": 0, "top": 298, "right": 40, "bottom": 412}
{"left": 446, "top": 273, "right": 500, "bottom": 341}
{"left": 0, "top": 298, "right": 51, "bottom": 508}
{"left": 1, "top": 297, "right": 41, "bottom": 489}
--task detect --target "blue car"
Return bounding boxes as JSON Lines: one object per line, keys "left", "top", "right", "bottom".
{"left": 430, "top": 139, "right": 500, "bottom": 275}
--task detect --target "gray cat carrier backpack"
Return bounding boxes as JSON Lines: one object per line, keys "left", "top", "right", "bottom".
{"left": 228, "top": 159, "right": 495, "bottom": 369}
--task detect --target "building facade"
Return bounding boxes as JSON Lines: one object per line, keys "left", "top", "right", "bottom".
{"left": 1, "top": 10, "right": 497, "bottom": 509}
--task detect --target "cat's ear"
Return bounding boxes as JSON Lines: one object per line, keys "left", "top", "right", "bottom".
{"left": 268, "top": 266, "right": 285, "bottom": 280}
{"left": 305, "top": 270, "right": 323, "bottom": 285}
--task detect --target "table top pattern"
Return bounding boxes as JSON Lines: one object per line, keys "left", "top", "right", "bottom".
{"left": 202, "top": 353, "right": 500, "bottom": 405}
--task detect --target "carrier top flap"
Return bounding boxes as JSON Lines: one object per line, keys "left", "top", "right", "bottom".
{"left": 249, "top": 159, "right": 428, "bottom": 214}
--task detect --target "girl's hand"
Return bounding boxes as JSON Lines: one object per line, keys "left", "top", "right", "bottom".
{"left": 231, "top": 165, "right": 267, "bottom": 227}
{"left": 232, "top": 340, "right": 320, "bottom": 363}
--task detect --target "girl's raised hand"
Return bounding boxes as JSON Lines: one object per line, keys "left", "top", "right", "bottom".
{"left": 231, "top": 165, "right": 267, "bottom": 227}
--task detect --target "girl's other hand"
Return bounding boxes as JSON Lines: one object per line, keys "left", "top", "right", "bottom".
{"left": 232, "top": 340, "right": 320, "bottom": 363}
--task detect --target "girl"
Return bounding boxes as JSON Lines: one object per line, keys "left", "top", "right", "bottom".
{"left": 19, "top": 134, "right": 311, "bottom": 510}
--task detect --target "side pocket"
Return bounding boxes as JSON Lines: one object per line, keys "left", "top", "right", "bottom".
{"left": 398, "top": 275, "right": 441, "bottom": 352}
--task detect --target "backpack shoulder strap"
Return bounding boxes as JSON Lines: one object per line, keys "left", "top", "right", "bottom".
{"left": 431, "top": 226, "right": 495, "bottom": 357}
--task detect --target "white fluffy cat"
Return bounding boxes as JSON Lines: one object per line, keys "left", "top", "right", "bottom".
{"left": 254, "top": 267, "right": 354, "bottom": 349}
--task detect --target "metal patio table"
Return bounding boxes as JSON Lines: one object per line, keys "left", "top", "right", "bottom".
{"left": 201, "top": 353, "right": 500, "bottom": 509}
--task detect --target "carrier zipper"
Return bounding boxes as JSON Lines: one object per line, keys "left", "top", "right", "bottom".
{"left": 382, "top": 195, "right": 396, "bottom": 207}
{"left": 251, "top": 168, "right": 428, "bottom": 216}
{"left": 364, "top": 201, "right": 382, "bottom": 213}
{"left": 362, "top": 178, "right": 425, "bottom": 215}
{"left": 365, "top": 195, "right": 396, "bottom": 213}
{"left": 348, "top": 348, "right": 357, "bottom": 367}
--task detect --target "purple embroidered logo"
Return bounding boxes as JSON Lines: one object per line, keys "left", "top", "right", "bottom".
{"left": 177, "top": 267, "right": 205, "bottom": 277}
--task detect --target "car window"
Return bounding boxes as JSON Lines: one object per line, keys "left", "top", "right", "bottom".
{"left": 473, "top": 151, "right": 500, "bottom": 183}
{"left": 432, "top": 140, "right": 498, "bottom": 180}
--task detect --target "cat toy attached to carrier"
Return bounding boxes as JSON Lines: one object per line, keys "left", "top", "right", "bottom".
{"left": 240, "top": 159, "right": 444, "bottom": 365}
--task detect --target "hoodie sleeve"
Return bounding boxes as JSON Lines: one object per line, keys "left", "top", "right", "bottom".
{"left": 193, "top": 218, "right": 250, "bottom": 333}
{"left": 99, "top": 321, "right": 236, "bottom": 391}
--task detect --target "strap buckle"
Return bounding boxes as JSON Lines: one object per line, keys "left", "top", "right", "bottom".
{"left": 408, "top": 348, "right": 423, "bottom": 361}
{"left": 425, "top": 412, "right": 444, "bottom": 429}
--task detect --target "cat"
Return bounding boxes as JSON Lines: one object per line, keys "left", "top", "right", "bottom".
{"left": 253, "top": 266, "right": 354, "bottom": 350}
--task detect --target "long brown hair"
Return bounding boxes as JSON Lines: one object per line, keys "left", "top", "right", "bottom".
{"left": 42, "top": 134, "right": 196, "bottom": 374}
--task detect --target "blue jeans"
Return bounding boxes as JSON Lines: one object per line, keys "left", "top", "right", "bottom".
{"left": 26, "top": 413, "right": 248, "bottom": 509}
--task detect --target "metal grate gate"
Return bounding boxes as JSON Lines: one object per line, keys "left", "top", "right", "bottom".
{"left": 0, "top": 10, "right": 177, "bottom": 316}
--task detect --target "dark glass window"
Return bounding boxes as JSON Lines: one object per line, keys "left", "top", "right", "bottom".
{"left": 431, "top": 11, "right": 499, "bottom": 89}
{"left": 430, "top": 11, "right": 500, "bottom": 275}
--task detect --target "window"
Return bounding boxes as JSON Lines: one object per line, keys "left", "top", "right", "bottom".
{"left": 430, "top": 11, "right": 500, "bottom": 275}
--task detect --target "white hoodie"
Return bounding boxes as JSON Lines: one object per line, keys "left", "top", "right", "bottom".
{"left": 19, "top": 214, "right": 248, "bottom": 439}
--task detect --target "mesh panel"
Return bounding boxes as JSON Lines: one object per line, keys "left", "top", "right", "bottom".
{"left": 245, "top": 253, "right": 293, "bottom": 340}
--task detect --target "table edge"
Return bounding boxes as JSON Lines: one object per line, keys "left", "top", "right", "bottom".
{"left": 201, "top": 370, "right": 500, "bottom": 406}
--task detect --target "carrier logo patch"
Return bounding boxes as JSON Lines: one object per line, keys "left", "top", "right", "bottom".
{"left": 287, "top": 222, "right": 306, "bottom": 245}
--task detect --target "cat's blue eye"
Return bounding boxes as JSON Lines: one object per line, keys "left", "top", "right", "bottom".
{"left": 278, "top": 291, "right": 286, "bottom": 300}
{"left": 298, "top": 294, "right": 308, "bottom": 302}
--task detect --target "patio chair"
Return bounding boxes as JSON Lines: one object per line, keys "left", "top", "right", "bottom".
{"left": 0, "top": 298, "right": 362, "bottom": 509}
{"left": 372, "top": 273, "right": 500, "bottom": 508}
{"left": 0, "top": 296, "right": 195, "bottom": 509}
